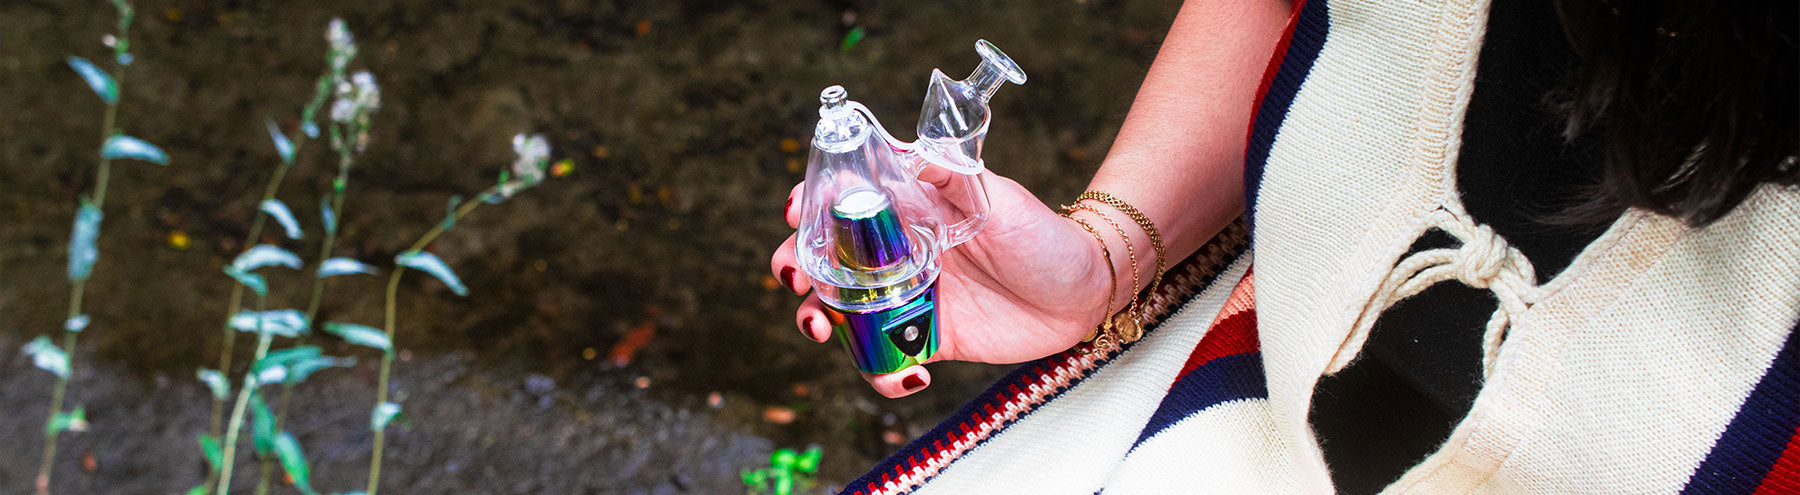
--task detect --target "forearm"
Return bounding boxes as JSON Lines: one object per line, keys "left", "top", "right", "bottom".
{"left": 1077, "top": 0, "right": 1290, "bottom": 306}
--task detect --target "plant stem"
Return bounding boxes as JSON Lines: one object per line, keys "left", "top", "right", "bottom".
{"left": 208, "top": 80, "right": 332, "bottom": 494}
{"left": 259, "top": 153, "right": 350, "bottom": 495}
{"left": 366, "top": 192, "right": 488, "bottom": 495}
{"left": 37, "top": 61, "right": 124, "bottom": 495}
{"left": 217, "top": 298, "right": 275, "bottom": 495}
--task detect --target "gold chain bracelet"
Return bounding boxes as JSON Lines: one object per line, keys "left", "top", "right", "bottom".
{"left": 1065, "top": 191, "right": 1167, "bottom": 347}
{"left": 1062, "top": 202, "right": 1140, "bottom": 344}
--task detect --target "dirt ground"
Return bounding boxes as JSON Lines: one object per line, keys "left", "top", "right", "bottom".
{"left": 0, "top": 0, "right": 1177, "bottom": 492}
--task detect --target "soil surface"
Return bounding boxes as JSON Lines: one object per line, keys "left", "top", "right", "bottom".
{"left": 0, "top": 0, "right": 1176, "bottom": 492}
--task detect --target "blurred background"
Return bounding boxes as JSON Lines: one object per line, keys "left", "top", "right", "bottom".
{"left": 0, "top": 0, "right": 1177, "bottom": 492}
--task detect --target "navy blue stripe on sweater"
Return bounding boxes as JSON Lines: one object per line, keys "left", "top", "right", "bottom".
{"left": 1131, "top": 352, "right": 1267, "bottom": 448}
{"left": 839, "top": 253, "right": 1245, "bottom": 495}
{"left": 1244, "top": 0, "right": 1330, "bottom": 242}
{"left": 1681, "top": 320, "right": 1800, "bottom": 494}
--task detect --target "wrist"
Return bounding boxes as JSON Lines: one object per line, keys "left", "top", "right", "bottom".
{"left": 1065, "top": 206, "right": 1154, "bottom": 311}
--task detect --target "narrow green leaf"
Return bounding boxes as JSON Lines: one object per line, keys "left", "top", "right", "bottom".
{"left": 840, "top": 26, "right": 867, "bottom": 54}
{"left": 232, "top": 244, "right": 302, "bottom": 273}
{"left": 101, "top": 135, "right": 170, "bottom": 165}
{"left": 197, "top": 368, "right": 229, "bottom": 400}
{"left": 274, "top": 431, "right": 317, "bottom": 495}
{"left": 67, "top": 199, "right": 102, "bottom": 282}
{"left": 796, "top": 446, "right": 822, "bottom": 474}
{"left": 23, "top": 335, "right": 70, "bottom": 378}
{"left": 770, "top": 448, "right": 797, "bottom": 470}
{"left": 66, "top": 56, "right": 117, "bottom": 104}
{"left": 252, "top": 346, "right": 323, "bottom": 383}
{"left": 251, "top": 392, "right": 277, "bottom": 456}
{"left": 266, "top": 120, "right": 295, "bottom": 165}
{"left": 64, "top": 315, "right": 90, "bottom": 333}
{"left": 229, "top": 309, "right": 308, "bottom": 337}
{"left": 224, "top": 266, "right": 268, "bottom": 297}
{"left": 441, "top": 195, "right": 461, "bottom": 230}
{"left": 323, "top": 322, "right": 391, "bottom": 353}
{"left": 317, "top": 257, "right": 376, "bottom": 278}
{"left": 280, "top": 355, "right": 353, "bottom": 385}
{"left": 255, "top": 362, "right": 288, "bottom": 384}
{"left": 47, "top": 408, "right": 88, "bottom": 434}
{"left": 260, "top": 346, "right": 323, "bottom": 366}
{"left": 395, "top": 250, "right": 468, "bottom": 296}
{"left": 319, "top": 196, "right": 337, "bottom": 236}
{"left": 197, "top": 434, "right": 224, "bottom": 473}
{"left": 370, "top": 402, "right": 400, "bottom": 432}
{"left": 261, "top": 199, "right": 303, "bottom": 240}
{"left": 186, "top": 486, "right": 206, "bottom": 495}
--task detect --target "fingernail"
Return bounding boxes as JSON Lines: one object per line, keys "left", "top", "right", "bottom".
{"left": 779, "top": 266, "right": 799, "bottom": 294}
{"left": 801, "top": 316, "right": 818, "bottom": 340}
{"left": 901, "top": 374, "right": 926, "bottom": 392}
{"left": 785, "top": 196, "right": 793, "bottom": 215}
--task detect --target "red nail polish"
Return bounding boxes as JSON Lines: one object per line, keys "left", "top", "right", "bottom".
{"left": 901, "top": 374, "right": 926, "bottom": 391}
{"left": 785, "top": 196, "right": 793, "bottom": 214}
{"left": 780, "top": 266, "right": 798, "bottom": 293}
{"left": 801, "top": 316, "right": 816, "bottom": 339}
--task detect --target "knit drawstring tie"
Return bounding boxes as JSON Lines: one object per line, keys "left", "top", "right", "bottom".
{"left": 1327, "top": 203, "right": 1545, "bottom": 379}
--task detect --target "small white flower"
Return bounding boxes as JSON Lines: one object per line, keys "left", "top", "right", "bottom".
{"left": 327, "top": 19, "right": 354, "bottom": 51}
{"left": 510, "top": 133, "right": 550, "bottom": 185}
{"left": 327, "top": 19, "right": 357, "bottom": 71}
{"left": 330, "top": 98, "right": 356, "bottom": 123}
{"left": 352, "top": 71, "right": 381, "bottom": 111}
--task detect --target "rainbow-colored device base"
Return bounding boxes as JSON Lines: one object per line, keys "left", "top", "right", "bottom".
{"left": 826, "top": 285, "right": 938, "bottom": 374}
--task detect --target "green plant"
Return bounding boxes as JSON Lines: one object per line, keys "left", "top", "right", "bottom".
{"left": 193, "top": 18, "right": 363, "bottom": 494}
{"left": 259, "top": 19, "right": 377, "bottom": 495}
{"left": 741, "top": 446, "right": 824, "bottom": 495}
{"left": 358, "top": 133, "right": 558, "bottom": 495}
{"left": 21, "top": 1, "right": 169, "bottom": 493}
{"left": 204, "top": 253, "right": 354, "bottom": 495}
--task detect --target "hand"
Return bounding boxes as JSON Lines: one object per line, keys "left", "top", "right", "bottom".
{"left": 770, "top": 172, "right": 1112, "bottom": 398}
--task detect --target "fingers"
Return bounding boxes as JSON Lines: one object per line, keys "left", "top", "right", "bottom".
{"left": 863, "top": 366, "right": 932, "bottom": 399}
{"left": 770, "top": 233, "right": 810, "bottom": 295}
{"left": 785, "top": 182, "right": 804, "bottom": 229}
{"left": 794, "top": 294, "right": 832, "bottom": 343}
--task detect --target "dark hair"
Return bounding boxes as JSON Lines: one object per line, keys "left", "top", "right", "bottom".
{"left": 1552, "top": 0, "right": 1798, "bottom": 227}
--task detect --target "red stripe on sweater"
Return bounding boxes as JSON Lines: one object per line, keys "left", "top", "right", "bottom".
{"left": 1175, "top": 269, "right": 1259, "bottom": 380}
{"left": 1245, "top": 0, "right": 1311, "bottom": 147}
{"left": 1752, "top": 424, "right": 1800, "bottom": 495}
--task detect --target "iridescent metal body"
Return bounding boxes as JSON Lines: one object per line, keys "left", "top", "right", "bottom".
{"left": 827, "top": 285, "right": 938, "bottom": 374}
{"left": 823, "top": 189, "right": 938, "bottom": 374}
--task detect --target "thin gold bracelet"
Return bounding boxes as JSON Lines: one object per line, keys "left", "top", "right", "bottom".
{"left": 1063, "top": 202, "right": 1140, "bottom": 340}
{"left": 1063, "top": 213, "right": 1116, "bottom": 351}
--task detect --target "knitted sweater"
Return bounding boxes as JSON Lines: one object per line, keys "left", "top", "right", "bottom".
{"left": 838, "top": 0, "right": 1800, "bottom": 493}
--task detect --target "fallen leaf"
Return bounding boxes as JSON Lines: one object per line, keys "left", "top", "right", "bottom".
{"left": 763, "top": 406, "right": 796, "bottom": 424}
{"left": 608, "top": 320, "right": 657, "bottom": 367}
